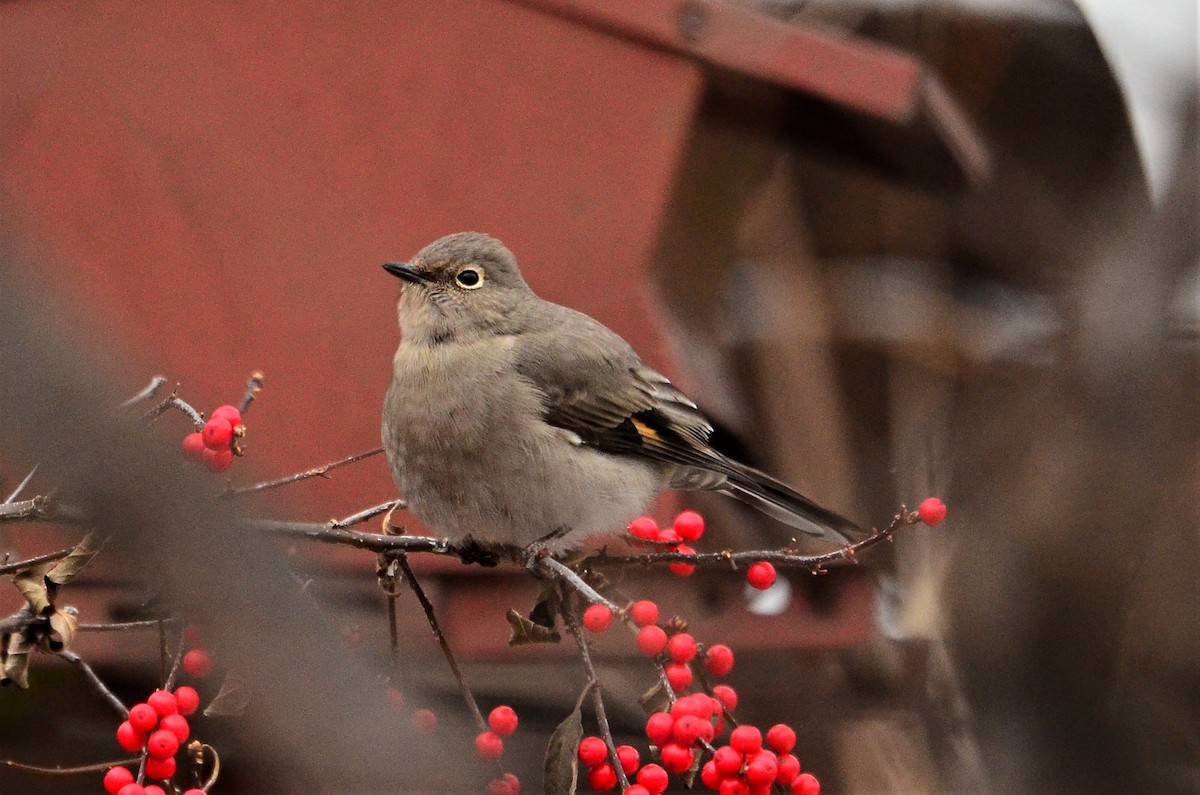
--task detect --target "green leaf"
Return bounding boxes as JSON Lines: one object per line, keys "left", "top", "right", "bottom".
{"left": 543, "top": 700, "right": 583, "bottom": 795}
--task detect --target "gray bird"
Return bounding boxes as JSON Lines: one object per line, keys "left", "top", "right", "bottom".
{"left": 382, "top": 232, "right": 859, "bottom": 558}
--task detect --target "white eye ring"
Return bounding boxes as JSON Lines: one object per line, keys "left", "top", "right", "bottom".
{"left": 455, "top": 267, "right": 484, "bottom": 289}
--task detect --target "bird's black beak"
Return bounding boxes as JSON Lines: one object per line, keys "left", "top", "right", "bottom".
{"left": 382, "top": 261, "right": 432, "bottom": 284}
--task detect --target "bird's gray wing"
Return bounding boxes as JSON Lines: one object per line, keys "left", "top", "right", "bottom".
{"left": 511, "top": 306, "right": 861, "bottom": 543}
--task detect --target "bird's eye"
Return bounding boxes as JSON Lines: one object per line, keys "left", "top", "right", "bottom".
{"left": 455, "top": 267, "right": 484, "bottom": 289}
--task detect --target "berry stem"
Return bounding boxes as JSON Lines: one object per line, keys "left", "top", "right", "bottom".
{"left": 539, "top": 556, "right": 619, "bottom": 611}
{"left": 58, "top": 651, "right": 128, "bottom": 717}
{"left": 223, "top": 447, "right": 384, "bottom": 497}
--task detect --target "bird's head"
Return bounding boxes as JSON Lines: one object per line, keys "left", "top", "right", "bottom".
{"left": 384, "top": 232, "right": 533, "bottom": 344}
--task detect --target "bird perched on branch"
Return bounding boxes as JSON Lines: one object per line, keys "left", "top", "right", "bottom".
{"left": 382, "top": 232, "right": 859, "bottom": 558}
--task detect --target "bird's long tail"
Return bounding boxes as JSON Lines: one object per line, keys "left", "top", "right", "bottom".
{"left": 716, "top": 460, "right": 861, "bottom": 544}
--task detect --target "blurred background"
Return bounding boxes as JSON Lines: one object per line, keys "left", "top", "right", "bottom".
{"left": 1, "top": 0, "right": 1196, "bottom": 793}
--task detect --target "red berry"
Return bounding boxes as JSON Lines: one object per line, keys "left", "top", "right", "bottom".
{"left": 669, "top": 544, "right": 696, "bottom": 577}
{"left": 181, "top": 433, "right": 206, "bottom": 462}
{"left": 210, "top": 405, "right": 243, "bottom": 427}
{"left": 147, "top": 689, "right": 178, "bottom": 716}
{"left": 115, "top": 721, "right": 145, "bottom": 752}
{"left": 713, "top": 745, "right": 743, "bottom": 777}
{"left": 712, "top": 684, "right": 738, "bottom": 712}
{"left": 412, "top": 708, "right": 437, "bottom": 732}
{"left": 475, "top": 731, "right": 504, "bottom": 760}
{"left": 128, "top": 702, "right": 158, "bottom": 732}
{"left": 588, "top": 763, "right": 618, "bottom": 792}
{"left": 665, "top": 662, "right": 693, "bottom": 693}
{"left": 117, "top": 785, "right": 147, "bottom": 795}
{"left": 745, "top": 752, "right": 778, "bottom": 786}
{"left": 791, "top": 772, "right": 820, "bottom": 795}
{"left": 666, "top": 633, "right": 697, "bottom": 664}
{"left": 765, "top": 724, "right": 796, "bottom": 754}
{"left": 636, "top": 625, "right": 668, "bottom": 657}
{"left": 182, "top": 648, "right": 213, "bottom": 678}
{"left": 578, "top": 735, "right": 608, "bottom": 767}
{"left": 143, "top": 758, "right": 175, "bottom": 782}
{"left": 143, "top": 787, "right": 167, "bottom": 795}
{"left": 704, "top": 644, "right": 735, "bottom": 677}
{"left": 489, "top": 704, "right": 519, "bottom": 736}
{"left": 673, "top": 510, "right": 705, "bottom": 541}
{"left": 104, "top": 766, "right": 135, "bottom": 795}
{"left": 671, "top": 714, "right": 704, "bottom": 746}
{"left": 173, "top": 685, "right": 200, "bottom": 715}
{"left": 720, "top": 780, "right": 749, "bottom": 795}
{"left": 160, "top": 713, "right": 190, "bottom": 743}
{"left": 701, "top": 760, "right": 722, "bottom": 788}
{"left": 917, "top": 497, "right": 947, "bottom": 526}
{"left": 624, "top": 786, "right": 650, "bottom": 795}
{"left": 501, "top": 773, "right": 521, "bottom": 794}
{"left": 583, "top": 603, "right": 613, "bottom": 633}
{"left": 670, "top": 693, "right": 710, "bottom": 719}
{"left": 615, "top": 744, "right": 639, "bottom": 774}
{"left": 659, "top": 742, "right": 694, "bottom": 773}
{"left": 657, "top": 528, "right": 681, "bottom": 544}
{"left": 776, "top": 754, "right": 801, "bottom": 785}
{"left": 636, "top": 763, "right": 669, "bottom": 795}
{"left": 201, "top": 417, "right": 233, "bottom": 450}
{"left": 201, "top": 446, "right": 233, "bottom": 473}
{"left": 730, "top": 725, "right": 763, "bottom": 755}
{"left": 746, "top": 561, "right": 776, "bottom": 590}
{"left": 645, "top": 712, "right": 674, "bottom": 746}
{"left": 629, "top": 600, "right": 659, "bottom": 627}
{"left": 147, "top": 728, "right": 179, "bottom": 759}
{"left": 143, "top": 755, "right": 175, "bottom": 780}
{"left": 183, "top": 790, "right": 207, "bottom": 795}
{"left": 629, "top": 516, "right": 659, "bottom": 540}
{"left": 486, "top": 773, "right": 521, "bottom": 795}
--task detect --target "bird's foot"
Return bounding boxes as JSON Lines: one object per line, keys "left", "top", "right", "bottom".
{"left": 456, "top": 535, "right": 501, "bottom": 567}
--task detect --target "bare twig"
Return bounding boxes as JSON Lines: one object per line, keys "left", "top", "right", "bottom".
{"left": 58, "top": 651, "right": 128, "bottom": 717}
{"left": 224, "top": 447, "right": 384, "bottom": 497}
{"left": 0, "top": 757, "right": 139, "bottom": 775}
{"left": 0, "top": 546, "right": 74, "bottom": 575}
{"left": 332, "top": 500, "right": 404, "bottom": 528}
{"left": 255, "top": 521, "right": 455, "bottom": 556}
{"left": 163, "top": 628, "right": 186, "bottom": 690}
{"left": 143, "top": 391, "right": 205, "bottom": 429}
{"left": 79, "top": 619, "right": 176, "bottom": 632}
{"left": 539, "top": 557, "right": 619, "bottom": 611}
{"left": 563, "top": 593, "right": 630, "bottom": 790}
{"left": 0, "top": 497, "right": 87, "bottom": 526}
{"left": 394, "top": 554, "right": 488, "bottom": 733}
{"left": 119, "top": 376, "right": 168, "bottom": 409}
{"left": 238, "top": 370, "right": 265, "bottom": 414}
{"left": 4, "top": 465, "right": 38, "bottom": 505}
{"left": 0, "top": 609, "right": 37, "bottom": 635}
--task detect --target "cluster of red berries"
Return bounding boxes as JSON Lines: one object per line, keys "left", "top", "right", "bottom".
{"left": 577, "top": 736, "right": 658, "bottom": 793}
{"left": 699, "top": 723, "right": 820, "bottom": 795}
{"left": 474, "top": 705, "right": 522, "bottom": 794}
{"left": 105, "top": 686, "right": 203, "bottom": 795}
{"left": 584, "top": 599, "right": 734, "bottom": 693}
{"left": 628, "top": 511, "right": 704, "bottom": 576}
{"left": 181, "top": 404, "right": 244, "bottom": 473}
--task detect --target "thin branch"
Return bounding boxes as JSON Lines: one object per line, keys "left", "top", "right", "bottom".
{"left": 563, "top": 592, "right": 630, "bottom": 791}
{"left": 4, "top": 465, "right": 39, "bottom": 505}
{"left": 538, "top": 557, "right": 619, "bottom": 611}
{"left": 163, "top": 627, "right": 186, "bottom": 690}
{"left": 0, "top": 497, "right": 87, "bottom": 526}
{"left": 119, "top": 376, "right": 168, "bottom": 409}
{"left": 332, "top": 500, "right": 404, "bottom": 528}
{"left": 0, "top": 610, "right": 36, "bottom": 635}
{"left": 255, "top": 521, "right": 456, "bottom": 556}
{"left": 224, "top": 447, "right": 384, "bottom": 497}
{"left": 143, "top": 392, "right": 205, "bottom": 429}
{"left": 394, "top": 553, "right": 488, "bottom": 733}
{"left": 79, "top": 619, "right": 177, "bottom": 632}
{"left": 238, "top": 370, "right": 265, "bottom": 415}
{"left": 58, "top": 651, "right": 128, "bottom": 717}
{"left": 0, "top": 757, "right": 139, "bottom": 775}
{"left": 0, "top": 546, "right": 74, "bottom": 575}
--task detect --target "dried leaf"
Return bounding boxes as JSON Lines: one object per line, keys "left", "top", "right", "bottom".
{"left": 638, "top": 680, "right": 671, "bottom": 715}
{"left": 45, "top": 609, "right": 78, "bottom": 652}
{"left": 46, "top": 531, "right": 104, "bottom": 586}
{"left": 13, "top": 565, "right": 51, "bottom": 616}
{"left": 543, "top": 700, "right": 583, "bottom": 795}
{"left": 2, "top": 631, "right": 33, "bottom": 688}
{"left": 204, "top": 672, "right": 251, "bottom": 716}
{"left": 528, "top": 589, "right": 559, "bottom": 631}
{"left": 507, "top": 609, "right": 560, "bottom": 646}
